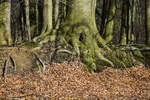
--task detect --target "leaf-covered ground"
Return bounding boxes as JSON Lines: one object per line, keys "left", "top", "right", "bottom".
{"left": 0, "top": 58, "right": 150, "bottom": 100}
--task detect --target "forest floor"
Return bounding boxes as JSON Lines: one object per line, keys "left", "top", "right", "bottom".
{"left": 0, "top": 57, "right": 150, "bottom": 100}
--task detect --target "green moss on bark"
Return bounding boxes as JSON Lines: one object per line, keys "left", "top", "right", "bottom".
{"left": 0, "top": 2, "right": 12, "bottom": 45}
{"left": 55, "top": 0, "right": 114, "bottom": 72}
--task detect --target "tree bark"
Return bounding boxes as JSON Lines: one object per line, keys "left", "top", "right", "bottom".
{"left": 102, "top": 0, "right": 116, "bottom": 44}
{"left": 24, "top": 0, "right": 31, "bottom": 41}
{"left": 33, "top": 0, "right": 53, "bottom": 42}
{"left": 0, "top": 0, "right": 12, "bottom": 45}
{"left": 120, "top": 0, "right": 127, "bottom": 45}
{"left": 53, "top": 0, "right": 60, "bottom": 29}
{"left": 57, "top": 0, "right": 114, "bottom": 72}
{"left": 145, "top": 0, "right": 150, "bottom": 46}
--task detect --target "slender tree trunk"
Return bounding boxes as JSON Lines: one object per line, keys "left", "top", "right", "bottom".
{"left": 33, "top": 0, "right": 53, "bottom": 42}
{"left": 18, "top": 1, "right": 25, "bottom": 43}
{"left": 145, "top": 0, "right": 150, "bottom": 46}
{"left": 120, "top": 0, "right": 127, "bottom": 45}
{"left": 53, "top": 0, "right": 60, "bottom": 29}
{"left": 130, "top": 0, "right": 136, "bottom": 43}
{"left": 63, "top": 0, "right": 66, "bottom": 19}
{"left": 102, "top": 0, "right": 116, "bottom": 44}
{"left": 35, "top": 0, "right": 39, "bottom": 36}
{"left": 0, "top": 0, "right": 12, "bottom": 45}
{"left": 100, "top": 0, "right": 106, "bottom": 35}
{"left": 41, "top": 0, "right": 53, "bottom": 35}
{"left": 28, "top": 0, "right": 39, "bottom": 38}
{"left": 24, "top": 0, "right": 31, "bottom": 41}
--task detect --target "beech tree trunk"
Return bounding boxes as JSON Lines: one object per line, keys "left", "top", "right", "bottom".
{"left": 145, "top": 0, "right": 150, "bottom": 46}
{"left": 0, "top": 0, "right": 12, "bottom": 45}
{"left": 102, "top": 0, "right": 116, "bottom": 44}
{"left": 58, "top": 0, "right": 114, "bottom": 72}
{"left": 120, "top": 0, "right": 127, "bottom": 45}
{"left": 53, "top": 0, "right": 60, "bottom": 29}
{"left": 33, "top": 0, "right": 53, "bottom": 42}
{"left": 24, "top": 0, "right": 31, "bottom": 41}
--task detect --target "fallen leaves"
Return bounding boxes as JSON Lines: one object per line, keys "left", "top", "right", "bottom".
{"left": 0, "top": 60, "right": 150, "bottom": 100}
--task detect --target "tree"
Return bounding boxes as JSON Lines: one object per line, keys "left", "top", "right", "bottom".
{"left": 53, "top": 0, "right": 60, "bottom": 29}
{"left": 145, "top": 0, "right": 150, "bottom": 46}
{"left": 29, "top": 0, "right": 39, "bottom": 37}
{"left": 129, "top": 0, "right": 136, "bottom": 43}
{"left": 34, "top": 0, "right": 53, "bottom": 42}
{"left": 0, "top": 0, "right": 12, "bottom": 45}
{"left": 101, "top": 0, "right": 116, "bottom": 44}
{"left": 24, "top": 0, "right": 31, "bottom": 41}
{"left": 57, "top": 0, "right": 114, "bottom": 72}
{"left": 120, "top": 0, "right": 128, "bottom": 45}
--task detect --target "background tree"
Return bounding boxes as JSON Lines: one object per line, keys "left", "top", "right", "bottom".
{"left": 34, "top": 0, "right": 53, "bottom": 41}
{"left": 0, "top": 0, "right": 12, "bottom": 45}
{"left": 53, "top": 0, "right": 60, "bottom": 29}
{"left": 145, "top": 0, "right": 150, "bottom": 46}
{"left": 119, "top": 0, "right": 128, "bottom": 45}
{"left": 24, "top": 0, "right": 31, "bottom": 41}
{"left": 101, "top": 0, "right": 116, "bottom": 44}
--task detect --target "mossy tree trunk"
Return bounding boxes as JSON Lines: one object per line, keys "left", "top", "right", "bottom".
{"left": 18, "top": 1, "right": 25, "bottom": 43}
{"left": 24, "top": 0, "right": 31, "bottom": 41}
{"left": 0, "top": 0, "right": 12, "bottom": 45}
{"left": 120, "top": 0, "right": 136, "bottom": 45}
{"left": 34, "top": 0, "right": 53, "bottom": 42}
{"left": 120, "top": 0, "right": 128, "bottom": 45}
{"left": 57, "top": 0, "right": 114, "bottom": 72}
{"left": 53, "top": 0, "right": 60, "bottom": 29}
{"left": 63, "top": 0, "right": 67, "bottom": 19}
{"left": 129, "top": 0, "right": 136, "bottom": 43}
{"left": 102, "top": 0, "right": 116, "bottom": 44}
{"left": 145, "top": 0, "right": 150, "bottom": 46}
{"left": 100, "top": 0, "right": 107, "bottom": 35}
{"left": 11, "top": 0, "right": 22, "bottom": 43}
{"left": 35, "top": 0, "right": 39, "bottom": 36}
{"left": 29, "top": 0, "right": 39, "bottom": 38}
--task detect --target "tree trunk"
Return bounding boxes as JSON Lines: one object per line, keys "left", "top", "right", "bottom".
{"left": 35, "top": 0, "right": 39, "bottom": 36}
{"left": 24, "top": 0, "right": 31, "bottom": 41}
{"left": 29, "top": 0, "right": 39, "bottom": 38}
{"left": 57, "top": 0, "right": 114, "bottom": 72}
{"left": 100, "top": 0, "right": 107, "bottom": 35}
{"left": 130, "top": 0, "right": 136, "bottom": 43}
{"left": 0, "top": 0, "right": 12, "bottom": 45}
{"left": 102, "top": 0, "right": 116, "bottom": 44}
{"left": 33, "top": 0, "right": 53, "bottom": 42}
{"left": 145, "top": 0, "right": 150, "bottom": 46}
{"left": 120, "top": 0, "right": 127, "bottom": 45}
{"left": 53, "top": 0, "right": 60, "bottom": 29}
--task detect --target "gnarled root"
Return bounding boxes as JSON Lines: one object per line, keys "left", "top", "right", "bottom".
{"left": 56, "top": 24, "right": 114, "bottom": 72}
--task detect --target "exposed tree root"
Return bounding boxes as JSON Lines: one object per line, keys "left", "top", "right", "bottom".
{"left": 54, "top": 24, "right": 114, "bottom": 72}
{"left": 9, "top": 56, "right": 17, "bottom": 71}
{"left": 2, "top": 55, "right": 17, "bottom": 83}
{"left": 2, "top": 60, "right": 8, "bottom": 82}
{"left": 56, "top": 49, "right": 73, "bottom": 55}
{"left": 33, "top": 53, "right": 46, "bottom": 73}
